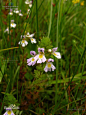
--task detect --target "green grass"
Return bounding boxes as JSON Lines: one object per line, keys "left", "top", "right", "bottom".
{"left": 0, "top": 0, "right": 86, "bottom": 115}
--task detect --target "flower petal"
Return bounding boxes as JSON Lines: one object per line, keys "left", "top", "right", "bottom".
{"left": 52, "top": 47, "right": 58, "bottom": 52}
{"left": 44, "top": 65, "right": 48, "bottom": 72}
{"left": 28, "top": 33, "right": 34, "bottom": 38}
{"left": 27, "top": 58, "right": 32, "bottom": 63}
{"left": 52, "top": 52, "right": 61, "bottom": 59}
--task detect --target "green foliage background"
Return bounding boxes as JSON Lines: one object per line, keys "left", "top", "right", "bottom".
{"left": 0, "top": 0, "right": 86, "bottom": 115}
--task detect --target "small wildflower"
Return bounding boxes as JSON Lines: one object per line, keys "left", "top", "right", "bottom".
{"left": 26, "top": 32, "right": 34, "bottom": 38}
{"left": 26, "top": 32, "right": 36, "bottom": 44}
{"left": 52, "top": 47, "right": 61, "bottom": 59}
{"left": 9, "top": 9, "right": 13, "bottom": 15}
{"left": 30, "top": 38, "right": 36, "bottom": 44}
{"left": 4, "top": 27, "right": 9, "bottom": 34}
{"left": 27, "top": 51, "right": 37, "bottom": 66}
{"left": 14, "top": 8, "right": 19, "bottom": 14}
{"left": 34, "top": 48, "right": 46, "bottom": 64}
{"left": 29, "top": 3, "right": 32, "bottom": 8}
{"left": 25, "top": 0, "right": 30, "bottom": 4}
{"left": 27, "top": 9, "right": 30, "bottom": 14}
{"left": 19, "top": 10, "right": 23, "bottom": 16}
{"left": 80, "top": 1, "right": 84, "bottom": 6}
{"left": 3, "top": 107, "right": 15, "bottom": 115}
{"left": 10, "top": 20, "right": 16, "bottom": 28}
{"left": 25, "top": 0, "right": 32, "bottom": 7}
{"left": 44, "top": 58, "right": 56, "bottom": 72}
{"left": 18, "top": 40, "right": 28, "bottom": 47}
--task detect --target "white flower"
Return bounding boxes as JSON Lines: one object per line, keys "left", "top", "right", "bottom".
{"left": 25, "top": 0, "right": 32, "bottom": 5}
{"left": 26, "top": 32, "right": 34, "bottom": 38}
{"left": 25, "top": 0, "right": 30, "bottom": 4}
{"left": 52, "top": 47, "right": 61, "bottom": 59}
{"left": 27, "top": 57, "right": 37, "bottom": 66}
{"left": 19, "top": 10, "right": 23, "bottom": 16}
{"left": 10, "top": 23, "right": 16, "bottom": 28}
{"left": 35, "top": 54, "right": 46, "bottom": 63}
{"left": 14, "top": 8, "right": 19, "bottom": 14}
{"left": 9, "top": 12, "right": 13, "bottom": 15}
{"left": 18, "top": 40, "right": 28, "bottom": 47}
{"left": 26, "top": 32, "right": 36, "bottom": 44}
{"left": 29, "top": 4, "right": 32, "bottom": 8}
{"left": 8, "top": 9, "right": 13, "bottom": 15}
{"left": 10, "top": 20, "right": 16, "bottom": 28}
{"left": 30, "top": 38, "right": 36, "bottom": 44}
{"left": 44, "top": 58, "right": 56, "bottom": 72}
{"left": 34, "top": 48, "right": 46, "bottom": 64}
{"left": 27, "top": 9, "right": 30, "bottom": 14}
{"left": 19, "top": 13, "right": 23, "bottom": 16}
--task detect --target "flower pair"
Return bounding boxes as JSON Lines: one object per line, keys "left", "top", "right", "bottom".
{"left": 4, "top": 20, "right": 16, "bottom": 33}
{"left": 27, "top": 48, "right": 46, "bottom": 66}
{"left": 26, "top": 32, "right": 36, "bottom": 44}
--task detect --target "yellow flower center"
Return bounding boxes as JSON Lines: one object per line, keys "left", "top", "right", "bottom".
{"left": 31, "top": 58, "right": 34, "bottom": 61}
{"left": 22, "top": 40, "right": 25, "bottom": 43}
{"left": 12, "top": 23, "right": 14, "bottom": 25}
{"left": 31, "top": 38, "right": 33, "bottom": 41}
{"left": 7, "top": 110, "right": 11, "bottom": 115}
{"left": 39, "top": 54, "right": 43, "bottom": 59}
{"left": 47, "top": 63, "right": 51, "bottom": 68}
{"left": 53, "top": 53, "right": 57, "bottom": 56}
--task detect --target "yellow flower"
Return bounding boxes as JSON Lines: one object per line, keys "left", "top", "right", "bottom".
{"left": 80, "top": 1, "right": 84, "bottom": 6}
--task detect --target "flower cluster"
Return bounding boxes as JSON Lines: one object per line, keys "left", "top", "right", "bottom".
{"left": 4, "top": 20, "right": 16, "bottom": 34}
{"left": 18, "top": 33, "right": 36, "bottom": 47}
{"left": 27, "top": 47, "right": 61, "bottom": 72}
{"left": 25, "top": 0, "right": 32, "bottom": 8}
{"left": 72, "top": 0, "right": 84, "bottom": 6}
{"left": 4, "top": 8, "right": 23, "bottom": 34}
{"left": 9, "top": 8, "right": 23, "bottom": 16}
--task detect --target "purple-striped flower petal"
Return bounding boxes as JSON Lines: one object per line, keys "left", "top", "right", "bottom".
{"left": 38, "top": 48, "right": 44, "bottom": 53}
{"left": 52, "top": 47, "right": 58, "bottom": 52}
{"left": 30, "top": 51, "right": 36, "bottom": 56}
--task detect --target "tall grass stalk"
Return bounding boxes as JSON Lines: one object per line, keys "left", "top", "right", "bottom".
{"left": 54, "top": 46, "right": 86, "bottom": 113}
{"left": 53, "top": 0, "right": 62, "bottom": 114}
{"left": 36, "top": 0, "right": 39, "bottom": 39}
{"left": 48, "top": 0, "right": 53, "bottom": 38}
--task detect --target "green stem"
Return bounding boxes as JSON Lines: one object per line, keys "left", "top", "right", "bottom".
{"left": 54, "top": 0, "right": 61, "bottom": 114}
{"left": 48, "top": 0, "right": 53, "bottom": 38}
{"left": 36, "top": 0, "right": 39, "bottom": 39}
